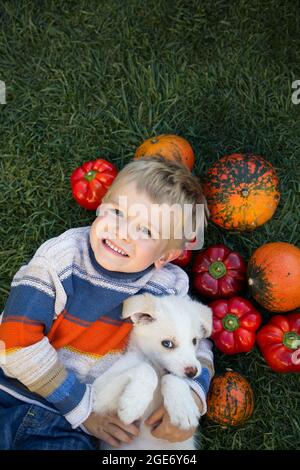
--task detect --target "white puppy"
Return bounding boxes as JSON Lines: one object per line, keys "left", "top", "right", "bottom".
{"left": 92, "top": 293, "right": 212, "bottom": 450}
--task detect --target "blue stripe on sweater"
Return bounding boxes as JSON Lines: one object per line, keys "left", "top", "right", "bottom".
{"left": 46, "top": 371, "right": 86, "bottom": 415}
{"left": 62, "top": 275, "right": 134, "bottom": 322}
{"left": 3, "top": 285, "right": 55, "bottom": 333}
{"left": 3, "top": 275, "right": 137, "bottom": 329}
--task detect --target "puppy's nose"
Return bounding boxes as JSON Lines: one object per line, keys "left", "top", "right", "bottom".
{"left": 184, "top": 366, "right": 198, "bottom": 378}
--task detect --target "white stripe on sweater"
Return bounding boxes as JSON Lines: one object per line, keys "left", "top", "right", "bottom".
{"left": 2, "top": 337, "right": 57, "bottom": 387}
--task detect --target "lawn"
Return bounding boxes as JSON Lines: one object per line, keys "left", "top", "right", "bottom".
{"left": 0, "top": 0, "right": 299, "bottom": 450}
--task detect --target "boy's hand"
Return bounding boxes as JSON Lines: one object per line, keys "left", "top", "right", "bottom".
{"left": 83, "top": 412, "right": 140, "bottom": 448}
{"left": 145, "top": 390, "right": 202, "bottom": 442}
{"left": 190, "top": 389, "right": 204, "bottom": 414}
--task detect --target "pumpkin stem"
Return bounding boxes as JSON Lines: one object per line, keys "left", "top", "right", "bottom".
{"left": 209, "top": 261, "right": 227, "bottom": 279}
{"left": 222, "top": 314, "right": 240, "bottom": 332}
{"left": 151, "top": 137, "right": 158, "bottom": 144}
{"left": 241, "top": 188, "right": 249, "bottom": 197}
{"left": 84, "top": 170, "right": 98, "bottom": 182}
{"left": 283, "top": 332, "right": 300, "bottom": 350}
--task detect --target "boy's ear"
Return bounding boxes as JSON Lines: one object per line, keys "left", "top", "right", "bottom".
{"left": 154, "top": 248, "right": 183, "bottom": 269}
{"left": 122, "top": 293, "right": 156, "bottom": 324}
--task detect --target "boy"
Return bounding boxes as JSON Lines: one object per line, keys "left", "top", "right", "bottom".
{"left": 0, "top": 155, "right": 214, "bottom": 450}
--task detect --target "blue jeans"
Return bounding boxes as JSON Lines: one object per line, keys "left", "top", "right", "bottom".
{"left": 0, "top": 390, "right": 99, "bottom": 450}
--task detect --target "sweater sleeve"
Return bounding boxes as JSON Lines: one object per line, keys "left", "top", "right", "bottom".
{"left": 186, "top": 338, "right": 214, "bottom": 416}
{"left": 0, "top": 254, "right": 93, "bottom": 428}
{"left": 180, "top": 293, "right": 215, "bottom": 416}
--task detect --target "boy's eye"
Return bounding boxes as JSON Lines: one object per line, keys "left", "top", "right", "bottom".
{"left": 192, "top": 338, "right": 197, "bottom": 346}
{"left": 111, "top": 208, "right": 123, "bottom": 217}
{"left": 139, "top": 225, "right": 152, "bottom": 238}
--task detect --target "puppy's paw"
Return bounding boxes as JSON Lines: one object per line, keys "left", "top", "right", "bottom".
{"left": 118, "top": 392, "right": 151, "bottom": 425}
{"left": 92, "top": 376, "right": 127, "bottom": 415}
{"left": 93, "top": 385, "right": 118, "bottom": 415}
{"left": 93, "top": 391, "right": 115, "bottom": 415}
{"left": 118, "top": 364, "right": 158, "bottom": 424}
{"left": 161, "top": 374, "right": 200, "bottom": 430}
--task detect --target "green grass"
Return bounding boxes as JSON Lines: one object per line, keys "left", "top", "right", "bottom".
{"left": 0, "top": 0, "right": 300, "bottom": 450}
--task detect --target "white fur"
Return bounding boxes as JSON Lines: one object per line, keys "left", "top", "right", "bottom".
{"left": 92, "top": 293, "right": 212, "bottom": 450}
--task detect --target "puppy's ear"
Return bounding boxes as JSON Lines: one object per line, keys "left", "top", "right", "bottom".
{"left": 122, "top": 293, "right": 156, "bottom": 325}
{"left": 128, "top": 312, "right": 156, "bottom": 325}
{"left": 186, "top": 299, "right": 212, "bottom": 338}
{"left": 197, "top": 304, "right": 213, "bottom": 338}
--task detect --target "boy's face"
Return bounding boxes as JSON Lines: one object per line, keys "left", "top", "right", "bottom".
{"left": 90, "top": 182, "right": 183, "bottom": 273}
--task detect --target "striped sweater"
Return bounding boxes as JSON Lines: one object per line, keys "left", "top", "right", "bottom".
{"left": 0, "top": 226, "right": 214, "bottom": 429}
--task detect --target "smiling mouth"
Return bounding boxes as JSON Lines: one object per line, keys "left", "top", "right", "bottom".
{"left": 102, "top": 239, "right": 129, "bottom": 257}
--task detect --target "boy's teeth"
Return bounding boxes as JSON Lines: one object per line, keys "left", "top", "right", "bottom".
{"left": 104, "top": 239, "right": 128, "bottom": 256}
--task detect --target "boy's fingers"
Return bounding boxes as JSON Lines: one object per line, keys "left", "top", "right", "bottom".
{"left": 102, "top": 431, "right": 121, "bottom": 448}
{"left": 111, "top": 417, "right": 140, "bottom": 437}
{"left": 107, "top": 423, "right": 134, "bottom": 444}
{"left": 124, "top": 422, "right": 140, "bottom": 437}
{"left": 152, "top": 422, "right": 197, "bottom": 442}
{"left": 145, "top": 406, "right": 165, "bottom": 426}
{"left": 151, "top": 423, "right": 167, "bottom": 439}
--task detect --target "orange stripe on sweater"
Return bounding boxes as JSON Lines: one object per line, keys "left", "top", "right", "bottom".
{"left": 0, "top": 321, "right": 44, "bottom": 348}
{"left": 0, "top": 312, "right": 133, "bottom": 358}
{"left": 48, "top": 315, "right": 133, "bottom": 356}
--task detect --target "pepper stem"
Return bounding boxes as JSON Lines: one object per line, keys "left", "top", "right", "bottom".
{"left": 84, "top": 170, "right": 98, "bottom": 182}
{"left": 283, "top": 332, "right": 300, "bottom": 350}
{"left": 222, "top": 314, "right": 240, "bottom": 332}
{"left": 209, "top": 261, "right": 227, "bottom": 279}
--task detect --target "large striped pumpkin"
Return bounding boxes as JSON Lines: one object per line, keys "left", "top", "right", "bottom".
{"left": 247, "top": 242, "right": 300, "bottom": 312}
{"left": 203, "top": 153, "right": 280, "bottom": 231}
{"left": 207, "top": 371, "right": 254, "bottom": 426}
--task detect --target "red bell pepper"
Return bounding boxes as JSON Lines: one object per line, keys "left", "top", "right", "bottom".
{"left": 171, "top": 249, "right": 193, "bottom": 267}
{"left": 71, "top": 159, "right": 118, "bottom": 210}
{"left": 256, "top": 313, "right": 300, "bottom": 373}
{"left": 210, "top": 296, "right": 262, "bottom": 354}
{"left": 192, "top": 244, "right": 247, "bottom": 299}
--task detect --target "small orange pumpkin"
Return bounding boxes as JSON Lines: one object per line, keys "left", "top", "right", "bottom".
{"left": 247, "top": 242, "right": 300, "bottom": 312}
{"left": 207, "top": 371, "right": 254, "bottom": 426}
{"left": 134, "top": 134, "right": 195, "bottom": 171}
{"left": 203, "top": 153, "right": 280, "bottom": 230}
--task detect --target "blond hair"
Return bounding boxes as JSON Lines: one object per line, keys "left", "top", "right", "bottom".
{"left": 101, "top": 155, "right": 209, "bottom": 250}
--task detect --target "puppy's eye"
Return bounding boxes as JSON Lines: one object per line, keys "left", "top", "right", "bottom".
{"left": 192, "top": 338, "right": 197, "bottom": 346}
{"left": 161, "top": 340, "right": 175, "bottom": 349}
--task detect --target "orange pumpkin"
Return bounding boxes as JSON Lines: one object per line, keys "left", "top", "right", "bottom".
{"left": 207, "top": 371, "right": 254, "bottom": 426}
{"left": 134, "top": 134, "right": 195, "bottom": 171}
{"left": 247, "top": 242, "right": 300, "bottom": 312}
{"left": 203, "top": 153, "right": 280, "bottom": 230}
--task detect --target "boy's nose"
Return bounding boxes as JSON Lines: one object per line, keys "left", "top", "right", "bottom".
{"left": 184, "top": 366, "right": 198, "bottom": 378}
